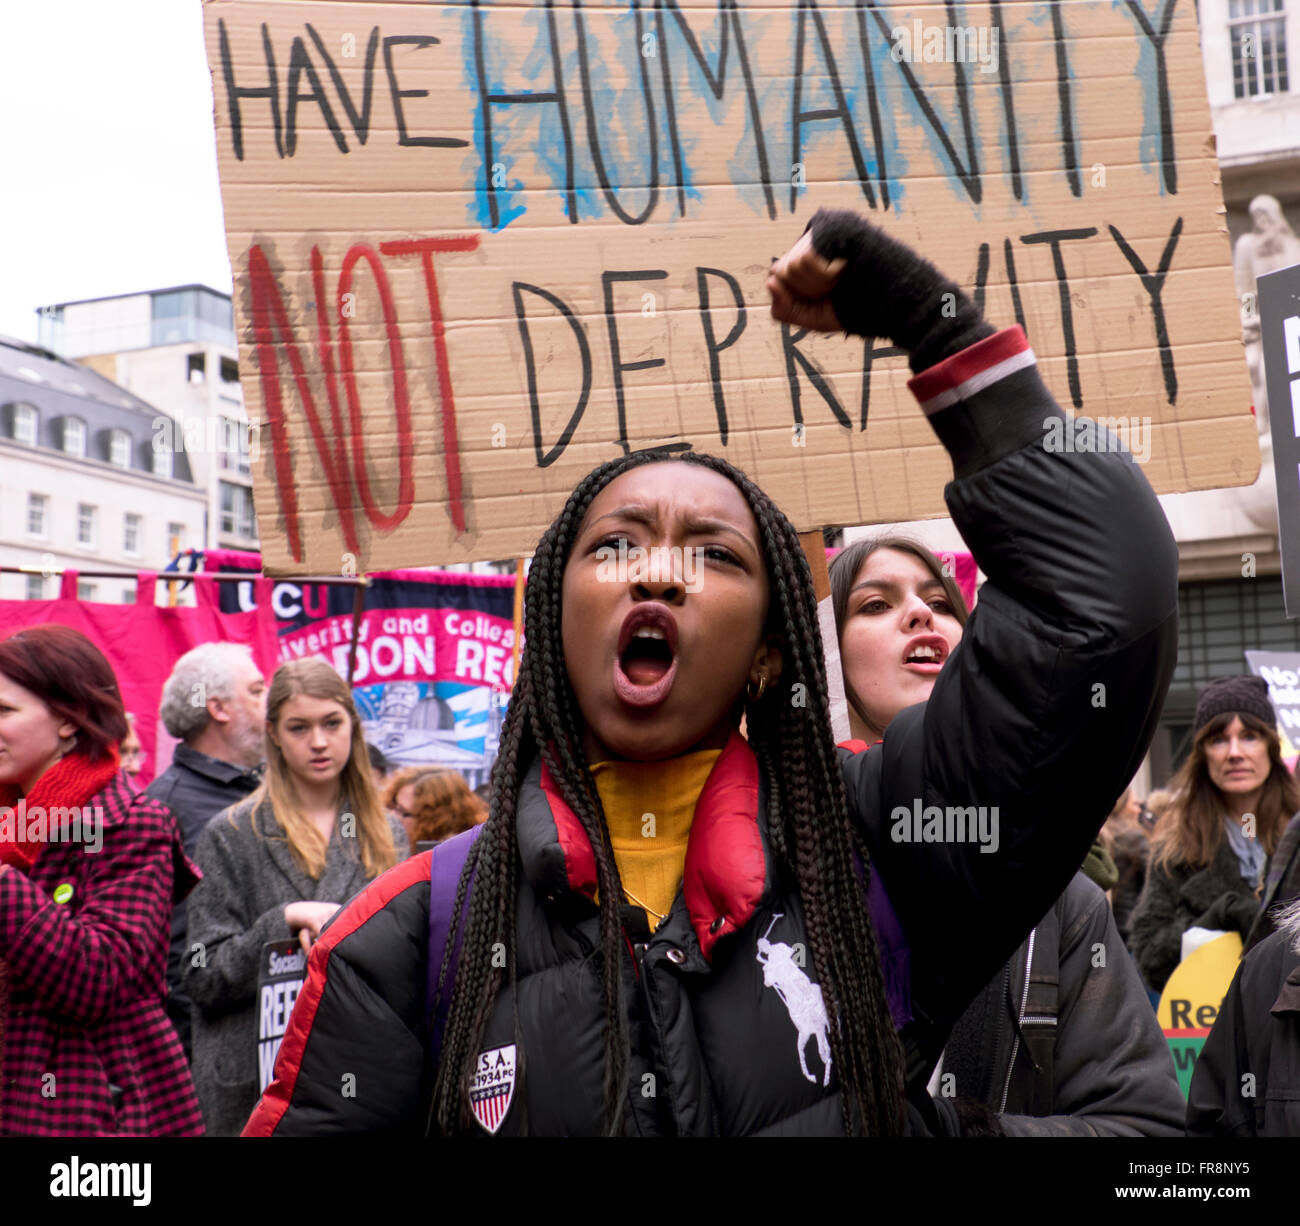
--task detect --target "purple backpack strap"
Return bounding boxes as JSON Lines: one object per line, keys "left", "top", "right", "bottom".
{"left": 849, "top": 843, "right": 912, "bottom": 1031}
{"left": 427, "top": 825, "right": 483, "bottom": 1067}
{"left": 866, "top": 867, "right": 913, "bottom": 1031}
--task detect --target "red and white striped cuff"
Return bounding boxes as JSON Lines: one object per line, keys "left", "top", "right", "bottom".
{"left": 907, "top": 326, "right": 1036, "bottom": 416}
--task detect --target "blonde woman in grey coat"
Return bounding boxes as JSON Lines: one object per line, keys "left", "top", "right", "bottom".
{"left": 185, "top": 660, "right": 407, "bottom": 1135}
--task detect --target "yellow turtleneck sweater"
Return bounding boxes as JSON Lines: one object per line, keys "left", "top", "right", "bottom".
{"left": 590, "top": 749, "right": 722, "bottom": 930}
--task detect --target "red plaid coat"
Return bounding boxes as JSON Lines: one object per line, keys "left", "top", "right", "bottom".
{"left": 0, "top": 773, "right": 204, "bottom": 1135}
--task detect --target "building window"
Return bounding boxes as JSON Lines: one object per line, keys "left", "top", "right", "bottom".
{"left": 166, "top": 521, "right": 186, "bottom": 552}
{"left": 187, "top": 352, "right": 206, "bottom": 384}
{"left": 77, "top": 581, "right": 97, "bottom": 601}
{"left": 220, "top": 481, "right": 256, "bottom": 540}
{"left": 25, "top": 574, "right": 45, "bottom": 601}
{"left": 220, "top": 356, "right": 239, "bottom": 384}
{"left": 124, "top": 513, "right": 142, "bottom": 554}
{"left": 1231, "top": 0, "right": 1289, "bottom": 98}
{"left": 109, "top": 429, "right": 132, "bottom": 468}
{"left": 77, "top": 503, "right": 97, "bottom": 548}
{"left": 220, "top": 417, "right": 251, "bottom": 475}
{"left": 11, "top": 403, "right": 37, "bottom": 445}
{"left": 153, "top": 444, "right": 173, "bottom": 478}
{"left": 62, "top": 418, "right": 85, "bottom": 457}
{"left": 26, "top": 493, "right": 48, "bottom": 537}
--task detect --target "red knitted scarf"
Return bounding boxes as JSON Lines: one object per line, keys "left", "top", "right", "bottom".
{"left": 0, "top": 747, "right": 120, "bottom": 872}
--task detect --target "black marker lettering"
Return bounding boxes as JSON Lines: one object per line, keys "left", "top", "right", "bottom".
{"left": 574, "top": 0, "right": 660, "bottom": 225}
{"left": 790, "top": 0, "right": 876, "bottom": 213}
{"left": 1021, "top": 227, "right": 1098, "bottom": 408}
{"left": 286, "top": 35, "right": 348, "bottom": 155}
{"left": 513, "top": 282, "right": 593, "bottom": 468}
{"left": 1050, "top": 2, "right": 1081, "bottom": 197}
{"left": 1122, "top": 0, "right": 1178, "bottom": 194}
{"left": 306, "top": 24, "right": 380, "bottom": 147}
{"left": 603, "top": 271, "right": 669, "bottom": 453}
{"left": 1003, "top": 237, "right": 1026, "bottom": 332}
{"left": 219, "top": 19, "right": 283, "bottom": 160}
{"left": 852, "top": 3, "right": 891, "bottom": 210}
{"left": 860, "top": 340, "right": 905, "bottom": 430}
{"left": 1108, "top": 217, "right": 1183, "bottom": 403}
{"left": 782, "top": 324, "right": 852, "bottom": 430}
{"left": 989, "top": 0, "right": 1022, "bottom": 200}
{"left": 696, "top": 267, "right": 747, "bottom": 443}
{"left": 382, "top": 35, "right": 469, "bottom": 149}
{"left": 657, "top": 0, "right": 775, "bottom": 220}
{"left": 972, "top": 242, "right": 991, "bottom": 316}
{"left": 864, "top": 0, "right": 981, "bottom": 203}
{"left": 472, "top": 0, "right": 576, "bottom": 229}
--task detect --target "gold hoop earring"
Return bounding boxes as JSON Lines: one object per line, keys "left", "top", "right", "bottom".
{"left": 747, "top": 673, "right": 767, "bottom": 702}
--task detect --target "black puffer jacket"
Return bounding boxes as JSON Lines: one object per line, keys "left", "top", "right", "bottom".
{"left": 244, "top": 325, "right": 1178, "bottom": 1137}
{"left": 1186, "top": 922, "right": 1300, "bottom": 1136}
{"left": 941, "top": 874, "right": 1185, "bottom": 1136}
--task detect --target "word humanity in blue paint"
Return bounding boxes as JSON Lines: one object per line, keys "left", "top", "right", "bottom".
{"left": 214, "top": 0, "right": 1180, "bottom": 230}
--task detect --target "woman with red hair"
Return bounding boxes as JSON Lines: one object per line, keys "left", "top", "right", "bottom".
{"left": 0, "top": 624, "right": 203, "bottom": 1135}
{"left": 384, "top": 766, "right": 487, "bottom": 851}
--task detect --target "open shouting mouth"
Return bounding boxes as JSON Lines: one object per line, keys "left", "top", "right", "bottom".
{"left": 614, "top": 604, "right": 679, "bottom": 708}
{"left": 901, "top": 634, "right": 949, "bottom": 675}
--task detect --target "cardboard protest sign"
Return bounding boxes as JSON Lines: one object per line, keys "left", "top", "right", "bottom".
{"left": 204, "top": 0, "right": 1256, "bottom": 575}
{"left": 207, "top": 549, "right": 514, "bottom": 785}
{"left": 1157, "top": 930, "right": 1241, "bottom": 1098}
{"left": 1255, "top": 263, "right": 1300, "bottom": 618}
{"left": 1245, "top": 648, "right": 1300, "bottom": 770}
{"left": 257, "top": 940, "right": 308, "bottom": 1093}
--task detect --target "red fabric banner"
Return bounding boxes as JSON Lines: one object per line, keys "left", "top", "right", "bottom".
{"left": 0, "top": 571, "right": 278, "bottom": 788}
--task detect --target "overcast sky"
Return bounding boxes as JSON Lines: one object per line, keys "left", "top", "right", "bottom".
{"left": 0, "top": 0, "right": 231, "bottom": 343}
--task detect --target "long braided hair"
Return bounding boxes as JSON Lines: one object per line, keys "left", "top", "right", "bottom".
{"left": 428, "top": 450, "right": 905, "bottom": 1135}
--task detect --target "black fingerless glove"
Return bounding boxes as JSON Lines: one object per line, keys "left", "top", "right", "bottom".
{"left": 806, "top": 207, "right": 995, "bottom": 374}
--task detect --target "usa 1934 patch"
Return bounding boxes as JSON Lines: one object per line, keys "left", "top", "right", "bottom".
{"left": 470, "top": 1044, "right": 517, "bottom": 1134}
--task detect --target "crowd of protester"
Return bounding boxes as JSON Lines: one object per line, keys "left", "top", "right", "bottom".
{"left": 0, "top": 209, "right": 1298, "bottom": 1137}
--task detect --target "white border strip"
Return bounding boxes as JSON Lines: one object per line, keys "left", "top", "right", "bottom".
{"left": 919, "top": 347, "right": 1037, "bottom": 417}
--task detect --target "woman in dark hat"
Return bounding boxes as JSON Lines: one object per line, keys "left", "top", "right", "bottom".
{"left": 1130, "top": 675, "right": 1300, "bottom": 994}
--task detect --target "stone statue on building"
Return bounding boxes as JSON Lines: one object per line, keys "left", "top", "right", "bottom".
{"left": 1234, "top": 195, "right": 1300, "bottom": 300}
{"left": 1227, "top": 196, "right": 1299, "bottom": 533}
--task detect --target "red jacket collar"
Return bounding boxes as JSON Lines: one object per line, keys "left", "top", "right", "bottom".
{"left": 532, "top": 730, "right": 767, "bottom": 960}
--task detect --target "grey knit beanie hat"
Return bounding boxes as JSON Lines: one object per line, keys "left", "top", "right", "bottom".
{"left": 1194, "top": 675, "right": 1276, "bottom": 735}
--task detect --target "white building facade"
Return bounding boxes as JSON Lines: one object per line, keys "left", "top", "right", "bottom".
{"left": 38, "top": 285, "right": 258, "bottom": 554}
{"left": 0, "top": 336, "right": 208, "bottom": 603}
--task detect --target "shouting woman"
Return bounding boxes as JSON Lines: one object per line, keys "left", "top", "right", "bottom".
{"left": 244, "top": 210, "right": 1178, "bottom": 1136}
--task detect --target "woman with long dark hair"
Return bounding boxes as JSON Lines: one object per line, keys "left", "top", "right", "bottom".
{"left": 185, "top": 659, "right": 406, "bottom": 1134}
{"left": 0, "top": 624, "right": 202, "bottom": 1135}
{"left": 829, "top": 542, "right": 1184, "bottom": 1136}
{"left": 1130, "top": 676, "right": 1300, "bottom": 994}
{"left": 244, "top": 209, "right": 1178, "bottom": 1137}
{"left": 828, "top": 535, "right": 967, "bottom": 746}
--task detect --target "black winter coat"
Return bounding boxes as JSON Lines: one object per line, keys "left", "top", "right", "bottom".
{"left": 244, "top": 325, "right": 1179, "bottom": 1137}
{"left": 1129, "top": 836, "right": 1258, "bottom": 994}
{"left": 144, "top": 745, "right": 262, "bottom": 1060}
{"left": 1186, "top": 924, "right": 1300, "bottom": 1136}
{"left": 941, "top": 874, "right": 1184, "bottom": 1136}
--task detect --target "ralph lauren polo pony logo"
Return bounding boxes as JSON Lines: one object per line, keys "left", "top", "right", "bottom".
{"left": 470, "top": 1044, "right": 517, "bottom": 1134}
{"left": 756, "top": 913, "right": 832, "bottom": 1087}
